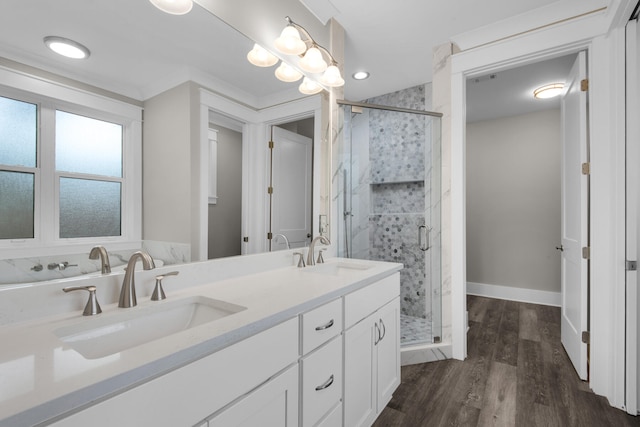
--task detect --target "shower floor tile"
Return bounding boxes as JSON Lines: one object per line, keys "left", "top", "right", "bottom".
{"left": 401, "top": 314, "right": 433, "bottom": 346}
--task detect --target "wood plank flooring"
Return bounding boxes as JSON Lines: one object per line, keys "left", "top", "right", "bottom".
{"left": 372, "top": 295, "right": 640, "bottom": 427}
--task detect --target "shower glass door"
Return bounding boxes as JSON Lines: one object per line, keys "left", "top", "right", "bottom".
{"left": 336, "top": 100, "right": 442, "bottom": 347}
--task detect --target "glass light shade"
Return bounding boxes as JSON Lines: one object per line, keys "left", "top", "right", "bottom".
{"left": 299, "top": 77, "right": 323, "bottom": 95}
{"left": 43, "top": 36, "right": 90, "bottom": 59}
{"left": 149, "top": 0, "right": 193, "bottom": 15}
{"left": 274, "top": 26, "right": 307, "bottom": 55}
{"left": 275, "top": 62, "right": 303, "bottom": 82}
{"left": 247, "top": 44, "right": 278, "bottom": 67}
{"left": 533, "top": 83, "right": 564, "bottom": 99}
{"left": 298, "top": 47, "right": 327, "bottom": 74}
{"left": 319, "top": 65, "right": 345, "bottom": 87}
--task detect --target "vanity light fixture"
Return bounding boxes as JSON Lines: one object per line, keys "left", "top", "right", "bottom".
{"left": 533, "top": 83, "right": 564, "bottom": 99}
{"left": 247, "top": 44, "right": 279, "bottom": 67}
{"left": 148, "top": 0, "right": 193, "bottom": 15}
{"left": 43, "top": 36, "right": 90, "bottom": 59}
{"left": 247, "top": 16, "right": 345, "bottom": 94}
{"left": 352, "top": 71, "right": 370, "bottom": 80}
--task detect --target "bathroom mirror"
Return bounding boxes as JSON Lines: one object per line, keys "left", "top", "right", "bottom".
{"left": 0, "top": 0, "right": 329, "bottom": 283}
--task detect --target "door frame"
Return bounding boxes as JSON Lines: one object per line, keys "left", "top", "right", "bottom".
{"left": 450, "top": 10, "right": 629, "bottom": 410}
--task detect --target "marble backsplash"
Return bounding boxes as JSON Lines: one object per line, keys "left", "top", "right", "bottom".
{"left": 0, "top": 240, "right": 190, "bottom": 285}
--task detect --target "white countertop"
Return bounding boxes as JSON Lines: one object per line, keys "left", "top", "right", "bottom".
{"left": 0, "top": 258, "right": 401, "bottom": 427}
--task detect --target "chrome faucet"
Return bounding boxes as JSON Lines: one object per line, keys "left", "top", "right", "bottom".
{"left": 89, "top": 245, "right": 111, "bottom": 274}
{"left": 119, "top": 251, "right": 155, "bottom": 308}
{"left": 307, "top": 235, "right": 331, "bottom": 266}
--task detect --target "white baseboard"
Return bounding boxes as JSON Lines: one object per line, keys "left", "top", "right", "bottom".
{"left": 467, "top": 281, "right": 561, "bottom": 307}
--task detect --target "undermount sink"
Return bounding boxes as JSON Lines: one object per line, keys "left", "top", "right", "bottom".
{"left": 53, "top": 296, "right": 247, "bottom": 359}
{"left": 303, "top": 262, "right": 373, "bottom": 276}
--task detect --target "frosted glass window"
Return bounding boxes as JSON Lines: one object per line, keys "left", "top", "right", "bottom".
{"left": 0, "top": 171, "right": 34, "bottom": 239}
{"left": 56, "top": 111, "right": 122, "bottom": 177}
{"left": 0, "top": 96, "right": 37, "bottom": 167}
{"left": 59, "top": 178, "right": 121, "bottom": 238}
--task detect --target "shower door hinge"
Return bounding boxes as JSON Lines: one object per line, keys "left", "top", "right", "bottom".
{"left": 268, "top": 186, "right": 273, "bottom": 194}
{"left": 581, "top": 79, "right": 589, "bottom": 92}
{"left": 627, "top": 260, "right": 638, "bottom": 271}
{"left": 582, "top": 162, "right": 590, "bottom": 175}
{"left": 433, "top": 336, "right": 442, "bottom": 344}
{"left": 268, "top": 140, "right": 274, "bottom": 149}
{"left": 582, "top": 330, "right": 590, "bottom": 344}
{"left": 267, "top": 232, "right": 273, "bottom": 240}
{"left": 582, "top": 247, "right": 590, "bottom": 259}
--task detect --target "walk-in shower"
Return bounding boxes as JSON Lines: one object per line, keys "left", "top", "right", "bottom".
{"left": 335, "top": 92, "right": 442, "bottom": 351}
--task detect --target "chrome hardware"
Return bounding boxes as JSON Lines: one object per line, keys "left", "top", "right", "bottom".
{"left": 48, "top": 261, "right": 78, "bottom": 270}
{"left": 315, "top": 374, "right": 334, "bottom": 391}
{"left": 31, "top": 263, "right": 43, "bottom": 272}
{"left": 89, "top": 245, "right": 111, "bottom": 274}
{"left": 294, "top": 252, "right": 306, "bottom": 268}
{"left": 433, "top": 336, "right": 442, "bottom": 344}
{"left": 63, "top": 285, "right": 102, "bottom": 316}
{"left": 315, "top": 319, "right": 334, "bottom": 331}
{"left": 152, "top": 271, "right": 179, "bottom": 301}
{"left": 317, "top": 249, "right": 326, "bottom": 264}
{"left": 627, "top": 260, "right": 638, "bottom": 271}
{"left": 582, "top": 330, "right": 590, "bottom": 344}
{"left": 582, "top": 247, "right": 590, "bottom": 259}
{"left": 418, "top": 225, "right": 432, "bottom": 251}
{"left": 556, "top": 245, "right": 564, "bottom": 252}
{"left": 379, "top": 318, "right": 386, "bottom": 341}
{"left": 119, "top": 251, "right": 155, "bottom": 308}
{"left": 307, "top": 235, "right": 331, "bottom": 266}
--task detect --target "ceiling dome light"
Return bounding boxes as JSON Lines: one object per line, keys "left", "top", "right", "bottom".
{"left": 275, "top": 62, "right": 303, "bottom": 82}
{"left": 247, "top": 44, "right": 278, "bottom": 67}
{"left": 352, "top": 71, "right": 370, "bottom": 80}
{"left": 149, "top": 0, "right": 193, "bottom": 15}
{"left": 298, "top": 47, "right": 327, "bottom": 74}
{"left": 274, "top": 26, "right": 307, "bottom": 55}
{"left": 43, "top": 36, "right": 90, "bottom": 59}
{"left": 299, "top": 77, "right": 323, "bottom": 95}
{"left": 319, "top": 65, "right": 345, "bottom": 87}
{"left": 533, "top": 83, "right": 564, "bottom": 99}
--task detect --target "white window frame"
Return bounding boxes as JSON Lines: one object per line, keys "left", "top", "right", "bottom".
{"left": 0, "top": 67, "right": 142, "bottom": 259}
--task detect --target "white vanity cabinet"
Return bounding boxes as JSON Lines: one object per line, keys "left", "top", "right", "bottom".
{"left": 343, "top": 273, "right": 401, "bottom": 427}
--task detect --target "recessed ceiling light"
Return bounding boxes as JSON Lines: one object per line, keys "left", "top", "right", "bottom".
{"left": 352, "top": 71, "right": 370, "bottom": 80}
{"left": 149, "top": 0, "right": 193, "bottom": 15}
{"left": 43, "top": 36, "right": 90, "bottom": 59}
{"left": 533, "top": 83, "right": 564, "bottom": 99}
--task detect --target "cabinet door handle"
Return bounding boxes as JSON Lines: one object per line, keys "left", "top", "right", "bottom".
{"left": 374, "top": 322, "right": 380, "bottom": 345}
{"left": 315, "top": 319, "right": 334, "bottom": 331}
{"left": 379, "top": 319, "right": 386, "bottom": 342}
{"left": 315, "top": 374, "right": 335, "bottom": 391}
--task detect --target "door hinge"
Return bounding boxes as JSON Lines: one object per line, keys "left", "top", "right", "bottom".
{"left": 581, "top": 162, "right": 590, "bottom": 175}
{"left": 268, "top": 140, "right": 274, "bottom": 149}
{"left": 581, "top": 79, "right": 589, "bottom": 92}
{"left": 582, "top": 331, "right": 590, "bottom": 344}
{"left": 268, "top": 186, "right": 273, "bottom": 194}
{"left": 243, "top": 236, "right": 249, "bottom": 243}
{"left": 267, "top": 232, "right": 273, "bottom": 240}
{"left": 582, "top": 247, "right": 590, "bottom": 259}
{"left": 627, "top": 260, "right": 638, "bottom": 271}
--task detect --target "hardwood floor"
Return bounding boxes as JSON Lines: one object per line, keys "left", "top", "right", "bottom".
{"left": 372, "top": 295, "right": 640, "bottom": 427}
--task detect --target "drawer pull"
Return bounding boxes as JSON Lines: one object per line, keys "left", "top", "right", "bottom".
{"left": 315, "top": 374, "right": 334, "bottom": 391}
{"left": 315, "top": 319, "right": 335, "bottom": 331}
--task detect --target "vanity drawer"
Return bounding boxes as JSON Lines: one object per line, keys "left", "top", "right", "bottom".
{"left": 301, "top": 336, "right": 343, "bottom": 427}
{"left": 301, "top": 298, "right": 342, "bottom": 354}
{"left": 344, "top": 273, "right": 399, "bottom": 328}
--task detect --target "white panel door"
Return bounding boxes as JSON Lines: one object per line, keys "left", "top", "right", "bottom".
{"left": 560, "top": 51, "right": 589, "bottom": 380}
{"left": 271, "top": 126, "right": 313, "bottom": 249}
{"left": 625, "top": 18, "right": 640, "bottom": 416}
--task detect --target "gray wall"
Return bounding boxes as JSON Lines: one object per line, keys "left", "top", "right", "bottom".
{"left": 208, "top": 126, "right": 242, "bottom": 259}
{"left": 466, "top": 109, "right": 561, "bottom": 293}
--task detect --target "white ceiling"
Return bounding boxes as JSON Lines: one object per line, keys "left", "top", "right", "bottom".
{"left": 0, "top": 0, "right": 603, "bottom": 119}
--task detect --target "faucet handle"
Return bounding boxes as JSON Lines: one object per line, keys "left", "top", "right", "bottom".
{"left": 293, "top": 252, "right": 306, "bottom": 268}
{"left": 317, "top": 249, "right": 326, "bottom": 264}
{"left": 152, "top": 271, "right": 179, "bottom": 301}
{"left": 62, "top": 285, "right": 102, "bottom": 316}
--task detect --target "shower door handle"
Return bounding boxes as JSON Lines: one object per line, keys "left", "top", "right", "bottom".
{"left": 418, "top": 225, "right": 431, "bottom": 251}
